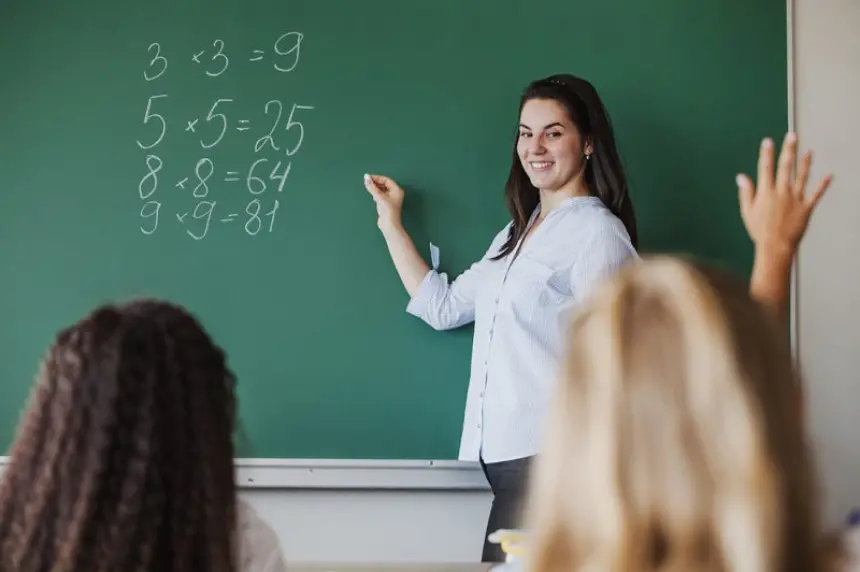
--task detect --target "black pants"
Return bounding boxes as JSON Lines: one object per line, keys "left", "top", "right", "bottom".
{"left": 479, "top": 455, "right": 533, "bottom": 562}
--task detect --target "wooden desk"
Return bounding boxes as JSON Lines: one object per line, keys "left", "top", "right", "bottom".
{"left": 288, "top": 564, "right": 494, "bottom": 572}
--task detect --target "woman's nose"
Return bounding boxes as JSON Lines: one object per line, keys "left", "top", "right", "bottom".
{"left": 528, "top": 135, "right": 546, "bottom": 154}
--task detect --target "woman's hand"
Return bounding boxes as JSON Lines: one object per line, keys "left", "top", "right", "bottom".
{"left": 364, "top": 173, "right": 405, "bottom": 233}
{"left": 737, "top": 132, "right": 832, "bottom": 257}
{"left": 738, "top": 132, "right": 833, "bottom": 323}
{"left": 362, "top": 173, "right": 428, "bottom": 296}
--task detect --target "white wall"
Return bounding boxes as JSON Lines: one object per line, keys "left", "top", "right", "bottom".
{"left": 793, "top": 0, "right": 860, "bottom": 527}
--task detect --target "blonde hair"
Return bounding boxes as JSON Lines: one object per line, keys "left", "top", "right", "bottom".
{"left": 526, "top": 256, "right": 822, "bottom": 572}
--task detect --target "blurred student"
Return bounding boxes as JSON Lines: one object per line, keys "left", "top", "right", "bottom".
{"left": 0, "top": 299, "right": 288, "bottom": 572}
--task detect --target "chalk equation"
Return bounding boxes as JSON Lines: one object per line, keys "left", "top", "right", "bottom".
{"left": 143, "top": 32, "right": 303, "bottom": 81}
{"left": 139, "top": 195, "right": 279, "bottom": 240}
{"left": 136, "top": 32, "right": 311, "bottom": 240}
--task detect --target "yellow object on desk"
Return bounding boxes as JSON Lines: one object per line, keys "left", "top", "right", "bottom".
{"left": 488, "top": 529, "right": 528, "bottom": 560}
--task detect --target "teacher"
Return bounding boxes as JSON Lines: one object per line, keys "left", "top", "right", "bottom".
{"left": 363, "top": 73, "right": 639, "bottom": 562}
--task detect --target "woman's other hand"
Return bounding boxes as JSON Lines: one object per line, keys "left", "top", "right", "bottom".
{"left": 364, "top": 173, "right": 405, "bottom": 233}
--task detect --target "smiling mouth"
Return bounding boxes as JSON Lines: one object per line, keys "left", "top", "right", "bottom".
{"left": 529, "top": 161, "right": 554, "bottom": 172}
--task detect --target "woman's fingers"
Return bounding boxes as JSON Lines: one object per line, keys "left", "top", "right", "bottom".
{"left": 364, "top": 173, "right": 384, "bottom": 201}
{"left": 736, "top": 173, "right": 755, "bottom": 220}
{"left": 794, "top": 150, "right": 812, "bottom": 197}
{"left": 775, "top": 132, "right": 797, "bottom": 194}
{"left": 757, "top": 137, "right": 775, "bottom": 193}
{"left": 809, "top": 174, "right": 833, "bottom": 209}
{"left": 364, "top": 173, "right": 397, "bottom": 193}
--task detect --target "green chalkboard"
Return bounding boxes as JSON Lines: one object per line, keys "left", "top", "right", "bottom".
{"left": 0, "top": 0, "right": 786, "bottom": 459}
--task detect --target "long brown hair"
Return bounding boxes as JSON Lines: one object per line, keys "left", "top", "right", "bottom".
{"left": 525, "top": 257, "right": 823, "bottom": 572}
{"left": 0, "top": 299, "right": 238, "bottom": 572}
{"left": 494, "top": 73, "right": 638, "bottom": 260}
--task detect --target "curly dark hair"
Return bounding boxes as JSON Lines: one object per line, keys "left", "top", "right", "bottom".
{"left": 0, "top": 298, "right": 238, "bottom": 572}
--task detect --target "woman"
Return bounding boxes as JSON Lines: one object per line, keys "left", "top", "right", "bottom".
{"left": 0, "top": 299, "right": 287, "bottom": 572}
{"left": 522, "top": 133, "right": 835, "bottom": 572}
{"left": 364, "top": 73, "right": 638, "bottom": 561}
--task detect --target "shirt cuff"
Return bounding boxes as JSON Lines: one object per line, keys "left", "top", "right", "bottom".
{"left": 405, "top": 270, "right": 440, "bottom": 318}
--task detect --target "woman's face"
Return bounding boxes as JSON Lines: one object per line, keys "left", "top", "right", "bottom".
{"left": 517, "top": 98, "right": 591, "bottom": 192}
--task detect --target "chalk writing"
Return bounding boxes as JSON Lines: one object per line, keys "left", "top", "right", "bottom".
{"left": 245, "top": 198, "right": 279, "bottom": 235}
{"left": 144, "top": 43, "right": 168, "bottom": 81}
{"left": 247, "top": 32, "right": 302, "bottom": 72}
{"left": 255, "top": 99, "right": 282, "bottom": 153}
{"left": 137, "top": 32, "right": 312, "bottom": 238}
{"left": 272, "top": 32, "right": 303, "bottom": 73}
{"left": 284, "top": 103, "right": 315, "bottom": 156}
{"left": 137, "top": 94, "right": 168, "bottom": 150}
{"left": 173, "top": 198, "right": 279, "bottom": 238}
{"left": 247, "top": 158, "right": 291, "bottom": 195}
{"left": 200, "top": 98, "right": 232, "bottom": 149}
{"left": 140, "top": 200, "right": 161, "bottom": 235}
{"left": 139, "top": 154, "right": 163, "bottom": 200}
{"left": 206, "top": 40, "right": 229, "bottom": 77}
{"left": 254, "top": 100, "right": 315, "bottom": 155}
{"left": 191, "top": 40, "right": 229, "bottom": 77}
{"left": 187, "top": 200, "right": 216, "bottom": 240}
{"left": 193, "top": 158, "right": 214, "bottom": 198}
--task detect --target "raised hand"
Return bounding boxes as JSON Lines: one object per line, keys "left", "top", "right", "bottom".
{"left": 737, "top": 132, "right": 832, "bottom": 256}
{"left": 738, "top": 132, "right": 833, "bottom": 322}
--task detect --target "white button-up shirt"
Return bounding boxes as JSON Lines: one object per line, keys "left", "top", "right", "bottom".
{"left": 406, "top": 196, "right": 638, "bottom": 463}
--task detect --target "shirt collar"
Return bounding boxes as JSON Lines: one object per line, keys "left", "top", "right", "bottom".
{"left": 532, "top": 195, "right": 604, "bottom": 221}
